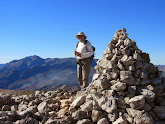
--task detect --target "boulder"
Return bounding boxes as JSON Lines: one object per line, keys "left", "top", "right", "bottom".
{"left": 141, "top": 53, "right": 150, "bottom": 63}
{"left": 112, "top": 116, "right": 127, "bottom": 124}
{"left": 37, "top": 101, "right": 48, "bottom": 113}
{"left": 152, "top": 78, "right": 162, "bottom": 85}
{"left": 134, "top": 112, "right": 154, "bottom": 124}
{"left": 154, "top": 106, "right": 165, "bottom": 119}
{"left": 98, "top": 96, "right": 117, "bottom": 113}
{"left": 80, "top": 100, "right": 93, "bottom": 112}
{"left": 76, "top": 119, "right": 91, "bottom": 124}
{"left": 18, "top": 106, "right": 37, "bottom": 117}
{"left": 128, "top": 95, "right": 145, "bottom": 109}
{"left": 111, "top": 82, "right": 126, "bottom": 91}
{"left": 2, "top": 105, "right": 11, "bottom": 111}
{"left": 71, "top": 95, "right": 86, "bottom": 108}
{"left": 108, "top": 111, "right": 118, "bottom": 122}
{"left": 94, "top": 78, "right": 111, "bottom": 90}
{"left": 97, "top": 118, "right": 109, "bottom": 124}
{"left": 91, "top": 110, "right": 105, "bottom": 122}
{"left": 140, "top": 89, "right": 155, "bottom": 102}
{"left": 0, "top": 93, "right": 12, "bottom": 107}
{"left": 126, "top": 108, "right": 143, "bottom": 118}
{"left": 72, "top": 110, "right": 90, "bottom": 120}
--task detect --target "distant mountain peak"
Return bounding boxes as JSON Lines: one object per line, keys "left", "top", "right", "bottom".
{"left": 23, "top": 55, "right": 42, "bottom": 60}
{"left": 0, "top": 55, "right": 45, "bottom": 73}
{"left": 8, "top": 55, "right": 42, "bottom": 64}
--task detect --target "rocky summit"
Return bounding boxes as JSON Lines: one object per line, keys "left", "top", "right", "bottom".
{"left": 0, "top": 28, "right": 165, "bottom": 124}
{"left": 69, "top": 28, "right": 165, "bottom": 124}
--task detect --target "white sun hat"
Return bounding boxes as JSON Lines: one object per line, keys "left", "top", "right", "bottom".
{"left": 76, "top": 32, "right": 87, "bottom": 39}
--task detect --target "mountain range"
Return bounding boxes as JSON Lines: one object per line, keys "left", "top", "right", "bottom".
{"left": 0, "top": 64, "right": 5, "bottom": 68}
{"left": 0, "top": 55, "right": 97, "bottom": 90}
{"left": 0, "top": 55, "right": 164, "bottom": 91}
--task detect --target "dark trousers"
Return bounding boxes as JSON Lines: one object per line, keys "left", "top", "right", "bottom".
{"left": 77, "top": 58, "right": 92, "bottom": 89}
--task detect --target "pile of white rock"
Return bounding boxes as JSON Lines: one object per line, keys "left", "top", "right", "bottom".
{"left": 0, "top": 85, "right": 74, "bottom": 124}
{"left": 69, "top": 28, "right": 165, "bottom": 124}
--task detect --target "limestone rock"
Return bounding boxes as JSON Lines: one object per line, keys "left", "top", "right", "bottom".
{"left": 108, "top": 111, "right": 118, "bottom": 122}
{"left": 80, "top": 100, "right": 93, "bottom": 112}
{"left": 111, "top": 82, "right": 126, "bottom": 91}
{"left": 72, "top": 110, "right": 90, "bottom": 120}
{"left": 126, "top": 108, "right": 143, "bottom": 118}
{"left": 2, "top": 105, "right": 11, "bottom": 111}
{"left": 18, "top": 104, "right": 28, "bottom": 112}
{"left": 134, "top": 112, "right": 154, "bottom": 124}
{"left": 94, "top": 78, "right": 111, "bottom": 90}
{"left": 18, "top": 106, "right": 37, "bottom": 117}
{"left": 35, "top": 90, "right": 41, "bottom": 96}
{"left": 91, "top": 110, "right": 105, "bottom": 122}
{"left": 11, "top": 105, "right": 18, "bottom": 111}
{"left": 152, "top": 78, "right": 162, "bottom": 85}
{"left": 112, "top": 116, "right": 127, "bottom": 124}
{"left": 97, "top": 118, "right": 109, "bottom": 124}
{"left": 76, "top": 119, "right": 91, "bottom": 124}
{"left": 98, "top": 96, "right": 117, "bottom": 113}
{"left": 71, "top": 95, "right": 86, "bottom": 108}
{"left": 37, "top": 101, "right": 48, "bottom": 113}
{"left": 120, "top": 71, "right": 135, "bottom": 85}
{"left": 0, "top": 93, "right": 12, "bottom": 107}
{"left": 154, "top": 106, "right": 165, "bottom": 119}
{"left": 128, "top": 95, "right": 145, "bottom": 109}
{"left": 141, "top": 53, "right": 150, "bottom": 63}
{"left": 128, "top": 86, "right": 136, "bottom": 96}
{"left": 156, "top": 97, "right": 165, "bottom": 106}
{"left": 140, "top": 89, "right": 155, "bottom": 102}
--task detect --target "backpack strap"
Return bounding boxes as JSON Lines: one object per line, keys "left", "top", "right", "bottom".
{"left": 76, "top": 42, "right": 79, "bottom": 49}
{"left": 76, "top": 40, "right": 88, "bottom": 49}
{"left": 84, "top": 40, "right": 88, "bottom": 51}
{"left": 84, "top": 40, "right": 88, "bottom": 45}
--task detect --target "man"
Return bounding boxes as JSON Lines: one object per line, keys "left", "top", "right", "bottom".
{"left": 74, "top": 32, "right": 94, "bottom": 90}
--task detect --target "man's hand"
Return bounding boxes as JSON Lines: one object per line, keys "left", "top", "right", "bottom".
{"left": 74, "top": 51, "right": 81, "bottom": 57}
{"left": 74, "top": 51, "right": 77, "bottom": 56}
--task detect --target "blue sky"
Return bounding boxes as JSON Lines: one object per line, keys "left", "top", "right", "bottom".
{"left": 0, "top": 0, "right": 165, "bottom": 64}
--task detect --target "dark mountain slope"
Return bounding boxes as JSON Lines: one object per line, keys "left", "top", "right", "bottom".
{"left": 0, "top": 55, "right": 97, "bottom": 90}
{"left": 0, "top": 64, "right": 5, "bottom": 68}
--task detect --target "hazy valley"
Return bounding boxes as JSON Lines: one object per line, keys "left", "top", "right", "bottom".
{"left": 0, "top": 55, "right": 97, "bottom": 90}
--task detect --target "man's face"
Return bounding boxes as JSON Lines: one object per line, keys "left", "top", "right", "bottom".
{"left": 78, "top": 35, "right": 86, "bottom": 41}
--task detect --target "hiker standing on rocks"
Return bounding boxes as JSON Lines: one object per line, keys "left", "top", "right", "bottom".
{"left": 74, "top": 32, "right": 94, "bottom": 90}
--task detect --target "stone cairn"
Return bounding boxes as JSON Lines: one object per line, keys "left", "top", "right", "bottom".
{"left": 69, "top": 28, "right": 165, "bottom": 124}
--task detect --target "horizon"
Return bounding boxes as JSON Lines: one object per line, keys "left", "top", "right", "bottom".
{"left": 0, "top": 0, "right": 165, "bottom": 64}
{"left": 0, "top": 55, "right": 164, "bottom": 66}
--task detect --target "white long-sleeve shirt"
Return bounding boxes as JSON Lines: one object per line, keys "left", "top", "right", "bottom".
{"left": 75, "top": 40, "right": 94, "bottom": 60}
